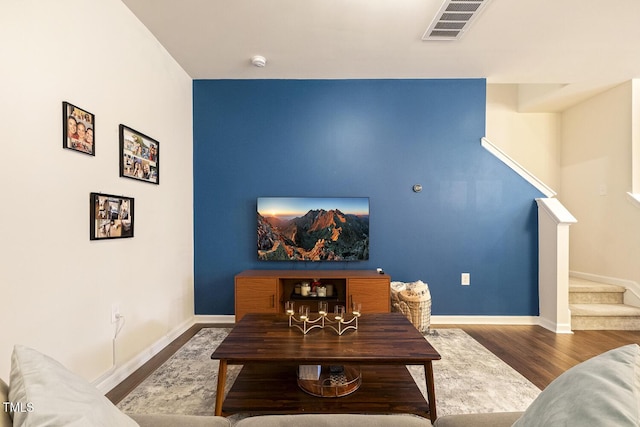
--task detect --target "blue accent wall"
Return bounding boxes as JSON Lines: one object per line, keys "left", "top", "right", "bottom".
{"left": 193, "top": 79, "right": 543, "bottom": 316}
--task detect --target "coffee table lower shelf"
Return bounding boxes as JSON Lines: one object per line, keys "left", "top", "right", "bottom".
{"left": 221, "top": 363, "right": 430, "bottom": 417}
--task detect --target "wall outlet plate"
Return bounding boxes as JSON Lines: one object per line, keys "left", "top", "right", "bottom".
{"left": 111, "top": 303, "right": 121, "bottom": 323}
{"left": 461, "top": 273, "right": 470, "bottom": 286}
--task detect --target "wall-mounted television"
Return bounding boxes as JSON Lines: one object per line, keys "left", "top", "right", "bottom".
{"left": 257, "top": 197, "right": 369, "bottom": 261}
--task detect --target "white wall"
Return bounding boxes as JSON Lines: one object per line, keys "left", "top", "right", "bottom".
{"left": 561, "top": 82, "right": 640, "bottom": 287}
{"left": 486, "top": 84, "right": 562, "bottom": 192}
{"left": 0, "top": 0, "right": 193, "bottom": 384}
{"left": 633, "top": 80, "right": 640, "bottom": 195}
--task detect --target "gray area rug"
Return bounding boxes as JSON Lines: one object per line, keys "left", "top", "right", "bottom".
{"left": 117, "top": 328, "right": 540, "bottom": 421}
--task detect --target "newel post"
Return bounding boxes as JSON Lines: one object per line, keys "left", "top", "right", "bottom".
{"left": 536, "top": 198, "right": 577, "bottom": 333}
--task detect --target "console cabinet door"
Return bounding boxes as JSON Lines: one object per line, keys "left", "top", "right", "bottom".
{"left": 347, "top": 278, "right": 390, "bottom": 313}
{"left": 235, "top": 278, "right": 278, "bottom": 321}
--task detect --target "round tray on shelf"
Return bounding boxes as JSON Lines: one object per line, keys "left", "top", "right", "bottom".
{"left": 297, "top": 365, "right": 361, "bottom": 398}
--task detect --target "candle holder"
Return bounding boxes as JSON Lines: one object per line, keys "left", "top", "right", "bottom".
{"left": 286, "top": 301, "right": 361, "bottom": 335}
{"left": 288, "top": 303, "right": 325, "bottom": 334}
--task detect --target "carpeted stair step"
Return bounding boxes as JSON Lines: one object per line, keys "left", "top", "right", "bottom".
{"left": 569, "top": 277, "right": 625, "bottom": 304}
{"left": 571, "top": 303, "right": 640, "bottom": 330}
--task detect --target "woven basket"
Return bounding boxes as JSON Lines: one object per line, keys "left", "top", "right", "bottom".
{"left": 390, "top": 280, "right": 431, "bottom": 333}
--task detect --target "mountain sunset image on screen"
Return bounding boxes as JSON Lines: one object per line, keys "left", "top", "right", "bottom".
{"left": 257, "top": 197, "right": 369, "bottom": 261}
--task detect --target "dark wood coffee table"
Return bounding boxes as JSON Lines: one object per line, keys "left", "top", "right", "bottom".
{"left": 211, "top": 312, "right": 441, "bottom": 422}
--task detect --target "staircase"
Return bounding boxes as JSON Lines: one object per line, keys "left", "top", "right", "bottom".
{"left": 570, "top": 277, "right": 640, "bottom": 330}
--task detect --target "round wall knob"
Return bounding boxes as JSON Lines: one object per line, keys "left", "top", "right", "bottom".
{"left": 251, "top": 55, "right": 267, "bottom": 67}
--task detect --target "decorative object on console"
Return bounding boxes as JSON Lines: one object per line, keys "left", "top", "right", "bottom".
{"left": 300, "top": 281, "right": 310, "bottom": 296}
{"left": 90, "top": 192, "right": 134, "bottom": 240}
{"left": 325, "top": 283, "right": 334, "bottom": 296}
{"left": 62, "top": 101, "right": 95, "bottom": 156}
{"left": 257, "top": 197, "right": 369, "bottom": 261}
{"left": 119, "top": 124, "right": 159, "bottom": 185}
{"left": 286, "top": 300, "right": 361, "bottom": 335}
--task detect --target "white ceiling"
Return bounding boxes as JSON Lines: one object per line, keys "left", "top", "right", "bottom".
{"left": 120, "top": 0, "right": 640, "bottom": 112}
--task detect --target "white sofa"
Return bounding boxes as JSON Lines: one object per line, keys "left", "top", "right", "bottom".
{"left": 4, "top": 343, "right": 640, "bottom": 427}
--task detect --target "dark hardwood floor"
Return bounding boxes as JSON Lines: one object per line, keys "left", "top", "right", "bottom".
{"left": 106, "top": 323, "right": 233, "bottom": 404}
{"left": 455, "top": 325, "right": 640, "bottom": 390}
{"left": 106, "top": 323, "right": 640, "bottom": 404}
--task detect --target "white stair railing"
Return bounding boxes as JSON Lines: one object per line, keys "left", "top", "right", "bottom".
{"left": 481, "top": 137, "right": 578, "bottom": 333}
{"left": 481, "top": 137, "right": 557, "bottom": 198}
{"left": 536, "top": 198, "right": 577, "bottom": 333}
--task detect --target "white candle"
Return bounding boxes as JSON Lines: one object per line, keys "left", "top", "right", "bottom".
{"left": 299, "top": 305, "right": 309, "bottom": 321}
{"left": 352, "top": 303, "right": 362, "bottom": 317}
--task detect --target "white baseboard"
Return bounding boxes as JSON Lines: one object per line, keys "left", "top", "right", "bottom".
{"left": 93, "top": 317, "right": 195, "bottom": 393}
{"left": 570, "top": 270, "right": 640, "bottom": 307}
{"left": 94, "top": 315, "right": 236, "bottom": 393}
{"left": 432, "top": 315, "right": 573, "bottom": 333}
{"left": 194, "top": 314, "right": 236, "bottom": 324}
{"left": 431, "top": 315, "right": 539, "bottom": 325}
{"left": 538, "top": 316, "right": 573, "bottom": 334}
{"left": 199, "top": 314, "right": 574, "bottom": 331}
{"left": 196, "top": 314, "right": 564, "bottom": 329}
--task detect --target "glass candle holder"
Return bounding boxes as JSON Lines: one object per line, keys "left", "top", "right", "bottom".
{"left": 334, "top": 305, "right": 345, "bottom": 321}
{"left": 299, "top": 305, "right": 309, "bottom": 320}
{"left": 352, "top": 302, "right": 362, "bottom": 317}
{"left": 285, "top": 300, "right": 295, "bottom": 315}
{"left": 318, "top": 301, "right": 328, "bottom": 315}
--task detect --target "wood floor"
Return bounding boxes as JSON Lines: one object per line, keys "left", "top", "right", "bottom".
{"left": 455, "top": 325, "right": 640, "bottom": 390}
{"left": 106, "top": 323, "right": 233, "bottom": 404}
{"left": 106, "top": 323, "right": 640, "bottom": 404}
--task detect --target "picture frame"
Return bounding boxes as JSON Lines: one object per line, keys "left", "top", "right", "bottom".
{"left": 90, "top": 192, "right": 134, "bottom": 240}
{"left": 119, "top": 124, "right": 159, "bottom": 184}
{"left": 63, "top": 101, "right": 95, "bottom": 156}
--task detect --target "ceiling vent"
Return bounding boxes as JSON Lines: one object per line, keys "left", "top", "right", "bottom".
{"left": 422, "top": 0, "right": 491, "bottom": 41}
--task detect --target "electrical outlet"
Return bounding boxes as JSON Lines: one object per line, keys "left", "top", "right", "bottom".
{"left": 111, "top": 303, "right": 121, "bottom": 323}
{"left": 461, "top": 273, "right": 470, "bottom": 286}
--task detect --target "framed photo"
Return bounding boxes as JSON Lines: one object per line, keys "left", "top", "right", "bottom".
{"left": 63, "top": 101, "right": 95, "bottom": 156}
{"left": 90, "top": 192, "right": 134, "bottom": 240}
{"left": 119, "top": 124, "right": 159, "bottom": 184}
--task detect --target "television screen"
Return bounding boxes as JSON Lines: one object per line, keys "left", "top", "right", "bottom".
{"left": 257, "top": 197, "right": 369, "bottom": 261}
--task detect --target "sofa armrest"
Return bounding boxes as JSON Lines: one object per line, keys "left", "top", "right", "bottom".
{"left": 433, "top": 412, "right": 523, "bottom": 427}
{"left": 127, "top": 413, "right": 231, "bottom": 427}
{"left": 1, "top": 379, "right": 11, "bottom": 427}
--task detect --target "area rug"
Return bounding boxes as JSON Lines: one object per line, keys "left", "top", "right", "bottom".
{"left": 117, "top": 328, "right": 540, "bottom": 422}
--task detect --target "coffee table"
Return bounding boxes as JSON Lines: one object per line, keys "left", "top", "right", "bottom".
{"left": 211, "top": 312, "right": 441, "bottom": 422}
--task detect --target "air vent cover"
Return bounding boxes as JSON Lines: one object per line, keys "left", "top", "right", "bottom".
{"left": 422, "top": 0, "right": 491, "bottom": 41}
